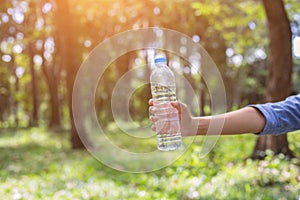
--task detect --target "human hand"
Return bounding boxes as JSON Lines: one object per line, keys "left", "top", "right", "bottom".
{"left": 148, "top": 99, "right": 197, "bottom": 137}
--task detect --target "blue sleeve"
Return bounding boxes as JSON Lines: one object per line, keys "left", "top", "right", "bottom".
{"left": 249, "top": 94, "right": 300, "bottom": 135}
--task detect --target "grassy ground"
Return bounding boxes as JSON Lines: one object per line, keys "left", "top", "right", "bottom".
{"left": 0, "top": 127, "right": 300, "bottom": 199}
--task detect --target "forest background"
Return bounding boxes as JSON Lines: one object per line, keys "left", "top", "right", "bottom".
{"left": 1, "top": 0, "right": 300, "bottom": 199}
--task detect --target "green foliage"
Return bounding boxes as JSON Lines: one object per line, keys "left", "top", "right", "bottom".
{"left": 1, "top": 0, "right": 300, "bottom": 127}
{"left": 0, "top": 127, "right": 299, "bottom": 199}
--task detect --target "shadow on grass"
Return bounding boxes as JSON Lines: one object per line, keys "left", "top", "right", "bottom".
{"left": 0, "top": 134, "right": 137, "bottom": 182}
{"left": 0, "top": 142, "right": 73, "bottom": 177}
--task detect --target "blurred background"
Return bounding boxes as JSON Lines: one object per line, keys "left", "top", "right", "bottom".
{"left": 0, "top": 0, "right": 300, "bottom": 199}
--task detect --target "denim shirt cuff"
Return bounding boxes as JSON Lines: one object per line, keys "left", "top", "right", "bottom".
{"left": 247, "top": 104, "right": 282, "bottom": 135}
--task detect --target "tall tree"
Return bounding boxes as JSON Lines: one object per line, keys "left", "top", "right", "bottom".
{"left": 41, "top": 37, "right": 61, "bottom": 129}
{"left": 54, "top": 0, "right": 86, "bottom": 148}
{"left": 252, "top": 0, "right": 294, "bottom": 159}
{"left": 38, "top": 0, "right": 62, "bottom": 129}
{"left": 25, "top": 1, "right": 39, "bottom": 126}
{"left": 28, "top": 42, "right": 38, "bottom": 126}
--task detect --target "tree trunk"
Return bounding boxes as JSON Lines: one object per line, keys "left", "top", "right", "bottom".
{"left": 12, "top": 55, "right": 19, "bottom": 127}
{"left": 14, "top": 71, "right": 19, "bottom": 127}
{"left": 29, "top": 42, "right": 39, "bottom": 126}
{"left": 38, "top": 10, "right": 62, "bottom": 129}
{"left": 54, "top": 0, "right": 86, "bottom": 148}
{"left": 47, "top": 67, "right": 61, "bottom": 129}
{"left": 39, "top": 34, "right": 61, "bottom": 129}
{"left": 42, "top": 60, "right": 61, "bottom": 129}
{"left": 204, "top": 35, "right": 229, "bottom": 111}
{"left": 199, "top": 76, "right": 207, "bottom": 116}
{"left": 252, "top": 0, "right": 294, "bottom": 159}
{"left": 115, "top": 54, "right": 131, "bottom": 120}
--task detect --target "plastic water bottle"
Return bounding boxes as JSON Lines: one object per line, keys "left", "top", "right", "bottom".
{"left": 150, "top": 57, "right": 183, "bottom": 151}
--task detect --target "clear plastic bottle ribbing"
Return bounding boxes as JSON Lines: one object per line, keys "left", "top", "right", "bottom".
{"left": 150, "top": 57, "right": 182, "bottom": 151}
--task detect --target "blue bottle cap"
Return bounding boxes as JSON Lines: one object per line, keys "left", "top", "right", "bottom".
{"left": 154, "top": 57, "right": 167, "bottom": 63}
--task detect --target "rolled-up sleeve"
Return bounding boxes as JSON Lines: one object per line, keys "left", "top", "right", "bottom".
{"left": 249, "top": 94, "right": 300, "bottom": 135}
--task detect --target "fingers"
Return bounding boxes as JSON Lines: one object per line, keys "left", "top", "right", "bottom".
{"left": 151, "top": 121, "right": 179, "bottom": 134}
{"left": 149, "top": 99, "right": 182, "bottom": 134}
{"left": 148, "top": 98, "right": 153, "bottom": 106}
{"left": 149, "top": 105, "right": 155, "bottom": 115}
{"left": 148, "top": 99, "right": 154, "bottom": 115}
{"left": 170, "top": 101, "right": 180, "bottom": 108}
{"left": 150, "top": 105, "right": 178, "bottom": 117}
{"left": 170, "top": 101, "right": 181, "bottom": 115}
{"left": 149, "top": 115, "right": 158, "bottom": 123}
{"left": 151, "top": 124, "right": 156, "bottom": 131}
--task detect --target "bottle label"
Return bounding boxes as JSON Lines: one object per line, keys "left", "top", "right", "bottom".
{"left": 151, "top": 83, "right": 176, "bottom": 103}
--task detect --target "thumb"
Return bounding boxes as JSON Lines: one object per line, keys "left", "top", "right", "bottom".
{"left": 171, "top": 101, "right": 181, "bottom": 114}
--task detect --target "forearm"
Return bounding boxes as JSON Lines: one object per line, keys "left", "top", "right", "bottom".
{"left": 194, "top": 107, "right": 266, "bottom": 135}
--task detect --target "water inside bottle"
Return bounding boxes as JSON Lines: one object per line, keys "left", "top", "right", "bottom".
{"left": 150, "top": 83, "right": 183, "bottom": 151}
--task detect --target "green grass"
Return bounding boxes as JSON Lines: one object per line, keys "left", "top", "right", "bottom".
{"left": 0, "top": 127, "right": 300, "bottom": 199}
